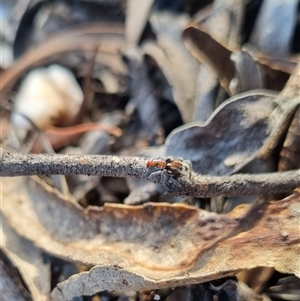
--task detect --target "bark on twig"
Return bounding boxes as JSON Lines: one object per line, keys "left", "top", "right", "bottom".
{"left": 1, "top": 148, "right": 299, "bottom": 197}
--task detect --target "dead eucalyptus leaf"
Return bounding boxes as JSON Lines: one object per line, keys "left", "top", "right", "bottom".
{"left": 1, "top": 176, "right": 299, "bottom": 299}
{"left": 183, "top": 24, "right": 235, "bottom": 95}
{"left": 190, "top": 0, "right": 245, "bottom": 120}
{"left": 229, "top": 50, "right": 263, "bottom": 94}
{"left": 51, "top": 266, "right": 154, "bottom": 301}
{"left": 126, "top": 49, "right": 162, "bottom": 141}
{"left": 0, "top": 215, "right": 51, "bottom": 301}
{"left": 165, "top": 91, "right": 298, "bottom": 175}
{"left": 142, "top": 12, "right": 199, "bottom": 123}
{"left": 206, "top": 0, "right": 244, "bottom": 45}
{"left": 183, "top": 24, "right": 296, "bottom": 96}
{"left": 125, "top": 0, "right": 154, "bottom": 47}
{"left": 193, "top": 65, "right": 219, "bottom": 122}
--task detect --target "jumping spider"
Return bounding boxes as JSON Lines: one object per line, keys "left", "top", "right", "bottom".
{"left": 146, "top": 157, "right": 192, "bottom": 189}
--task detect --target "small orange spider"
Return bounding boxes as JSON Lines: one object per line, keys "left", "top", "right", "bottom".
{"left": 147, "top": 157, "right": 191, "bottom": 179}
{"left": 146, "top": 158, "right": 167, "bottom": 171}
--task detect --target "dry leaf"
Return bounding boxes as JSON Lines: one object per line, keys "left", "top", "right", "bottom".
{"left": 0, "top": 257, "right": 31, "bottom": 301}
{"left": 143, "top": 12, "right": 199, "bottom": 122}
{"left": 183, "top": 24, "right": 235, "bottom": 95}
{"left": 125, "top": 0, "right": 154, "bottom": 47}
{"left": 2, "top": 2, "right": 300, "bottom": 300}
{"left": 267, "top": 276, "right": 300, "bottom": 300}
{"left": 1, "top": 176, "right": 299, "bottom": 300}
{"left": 229, "top": 50, "right": 263, "bottom": 94}
{"left": 1, "top": 216, "right": 51, "bottom": 301}
{"left": 190, "top": 0, "right": 245, "bottom": 121}
{"left": 165, "top": 91, "right": 299, "bottom": 175}
{"left": 249, "top": 0, "right": 299, "bottom": 57}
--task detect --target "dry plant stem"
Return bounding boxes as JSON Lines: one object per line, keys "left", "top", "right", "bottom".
{"left": 1, "top": 149, "right": 299, "bottom": 197}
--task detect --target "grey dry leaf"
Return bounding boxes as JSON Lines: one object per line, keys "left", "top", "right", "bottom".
{"left": 229, "top": 50, "right": 263, "bottom": 95}
{"left": 190, "top": 0, "right": 244, "bottom": 121}
{"left": 0, "top": 258, "right": 31, "bottom": 301}
{"left": 193, "top": 65, "right": 219, "bottom": 122}
{"left": 125, "top": 0, "right": 154, "bottom": 47}
{"left": 126, "top": 49, "right": 162, "bottom": 140}
{"left": 249, "top": 0, "right": 299, "bottom": 57}
{"left": 165, "top": 91, "right": 300, "bottom": 175}
{"left": 1, "top": 176, "right": 299, "bottom": 300}
{"left": 143, "top": 12, "right": 199, "bottom": 123}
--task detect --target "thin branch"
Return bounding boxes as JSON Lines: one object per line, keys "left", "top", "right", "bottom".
{"left": 1, "top": 148, "right": 299, "bottom": 197}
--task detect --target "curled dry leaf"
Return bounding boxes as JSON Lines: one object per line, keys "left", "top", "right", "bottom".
{"left": 165, "top": 91, "right": 299, "bottom": 175}
{"left": 1, "top": 176, "right": 299, "bottom": 300}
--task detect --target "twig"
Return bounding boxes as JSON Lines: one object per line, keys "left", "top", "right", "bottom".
{"left": 1, "top": 148, "right": 299, "bottom": 197}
